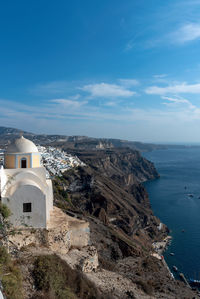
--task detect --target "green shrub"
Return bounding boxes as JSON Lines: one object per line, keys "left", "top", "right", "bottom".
{"left": 0, "top": 246, "right": 10, "bottom": 264}
{"left": 0, "top": 247, "right": 23, "bottom": 299}
{"left": 0, "top": 202, "right": 11, "bottom": 219}
{"left": 33, "top": 255, "right": 76, "bottom": 299}
{"left": 33, "top": 254, "right": 103, "bottom": 299}
{"left": 2, "top": 267, "right": 23, "bottom": 299}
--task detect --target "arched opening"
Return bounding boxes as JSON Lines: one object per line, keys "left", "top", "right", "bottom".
{"left": 21, "top": 158, "right": 27, "bottom": 168}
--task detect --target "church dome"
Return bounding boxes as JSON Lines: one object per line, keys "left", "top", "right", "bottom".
{"left": 6, "top": 136, "right": 38, "bottom": 153}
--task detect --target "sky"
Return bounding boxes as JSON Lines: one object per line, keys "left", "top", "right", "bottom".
{"left": 1, "top": 0, "right": 200, "bottom": 143}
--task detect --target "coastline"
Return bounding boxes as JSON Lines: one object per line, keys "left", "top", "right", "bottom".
{"left": 152, "top": 235, "right": 172, "bottom": 256}
{"left": 151, "top": 236, "right": 174, "bottom": 279}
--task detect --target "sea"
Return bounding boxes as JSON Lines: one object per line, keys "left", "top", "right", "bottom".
{"left": 143, "top": 147, "right": 200, "bottom": 280}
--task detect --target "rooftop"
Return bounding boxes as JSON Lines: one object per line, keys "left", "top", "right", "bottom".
{"left": 5, "top": 136, "right": 38, "bottom": 154}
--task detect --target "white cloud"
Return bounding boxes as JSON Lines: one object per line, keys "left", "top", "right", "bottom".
{"left": 104, "top": 101, "right": 117, "bottom": 107}
{"left": 145, "top": 82, "right": 200, "bottom": 95}
{"left": 33, "top": 79, "right": 137, "bottom": 99}
{"left": 153, "top": 74, "right": 167, "bottom": 79}
{"left": 51, "top": 97, "right": 86, "bottom": 108}
{"left": 80, "top": 83, "right": 136, "bottom": 98}
{"left": 162, "top": 96, "right": 190, "bottom": 104}
{"left": 2, "top": 96, "right": 200, "bottom": 142}
{"left": 162, "top": 96, "right": 195, "bottom": 109}
{"left": 119, "top": 79, "right": 139, "bottom": 87}
{"left": 145, "top": 21, "right": 200, "bottom": 49}
{"left": 170, "top": 23, "right": 200, "bottom": 44}
{"left": 69, "top": 94, "right": 81, "bottom": 100}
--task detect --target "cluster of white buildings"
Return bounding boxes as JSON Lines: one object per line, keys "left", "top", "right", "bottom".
{"left": 0, "top": 136, "right": 86, "bottom": 229}
{"left": 37, "top": 145, "right": 86, "bottom": 177}
{"left": 1, "top": 145, "right": 86, "bottom": 178}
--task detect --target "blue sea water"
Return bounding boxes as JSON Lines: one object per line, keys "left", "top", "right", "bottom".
{"left": 143, "top": 147, "right": 200, "bottom": 280}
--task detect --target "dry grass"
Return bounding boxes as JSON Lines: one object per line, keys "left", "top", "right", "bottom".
{"left": 0, "top": 246, "right": 23, "bottom": 299}
{"left": 32, "top": 254, "right": 104, "bottom": 299}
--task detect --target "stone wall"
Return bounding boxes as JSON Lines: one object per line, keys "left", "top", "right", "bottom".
{"left": 7, "top": 207, "right": 90, "bottom": 256}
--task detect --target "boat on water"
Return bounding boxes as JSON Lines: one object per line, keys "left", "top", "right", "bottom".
{"left": 188, "top": 194, "right": 194, "bottom": 198}
{"left": 189, "top": 278, "right": 200, "bottom": 287}
{"left": 170, "top": 252, "right": 175, "bottom": 256}
{"left": 173, "top": 266, "right": 178, "bottom": 272}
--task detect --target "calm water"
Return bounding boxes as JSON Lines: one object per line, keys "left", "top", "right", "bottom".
{"left": 143, "top": 148, "right": 200, "bottom": 280}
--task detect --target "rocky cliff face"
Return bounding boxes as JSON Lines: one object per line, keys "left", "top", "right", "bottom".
{"left": 52, "top": 149, "right": 151, "bottom": 271}
{"left": 52, "top": 148, "right": 198, "bottom": 298}
{"left": 54, "top": 149, "right": 161, "bottom": 238}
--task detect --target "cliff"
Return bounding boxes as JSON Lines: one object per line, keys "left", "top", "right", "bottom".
{"left": 55, "top": 148, "right": 162, "bottom": 240}
{"left": 51, "top": 148, "right": 197, "bottom": 298}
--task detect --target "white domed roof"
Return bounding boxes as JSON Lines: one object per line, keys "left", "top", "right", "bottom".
{"left": 6, "top": 136, "right": 38, "bottom": 153}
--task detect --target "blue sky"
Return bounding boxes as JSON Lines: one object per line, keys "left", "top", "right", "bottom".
{"left": 2, "top": 0, "right": 200, "bottom": 142}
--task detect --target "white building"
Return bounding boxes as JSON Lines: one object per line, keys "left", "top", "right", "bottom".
{"left": 0, "top": 136, "right": 53, "bottom": 228}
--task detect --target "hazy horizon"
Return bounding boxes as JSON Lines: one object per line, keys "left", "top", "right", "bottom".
{"left": 3, "top": 125, "right": 200, "bottom": 146}
{"left": 1, "top": 1, "right": 200, "bottom": 142}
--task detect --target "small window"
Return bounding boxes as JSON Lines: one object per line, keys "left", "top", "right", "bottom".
{"left": 21, "top": 158, "right": 27, "bottom": 168}
{"left": 23, "top": 203, "right": 32, "bottom": 213}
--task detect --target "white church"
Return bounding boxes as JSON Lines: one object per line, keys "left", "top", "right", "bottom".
{"left": 0, "top": 136, "right": 53, "bottom": 228}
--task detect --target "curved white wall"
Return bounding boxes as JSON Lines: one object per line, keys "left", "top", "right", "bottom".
{"left": 6, "top": 184, "right": 46, "bottom": 228}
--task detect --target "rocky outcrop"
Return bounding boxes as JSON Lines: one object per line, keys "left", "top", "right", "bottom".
{"left": 75, "top": 148, "right": 159, "bottom": 183}
{"left": 61, "top": 245, "right": 99, "bottom": 273}
{"left": 6, "top": 207, "right": 90, "bottom": 255}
